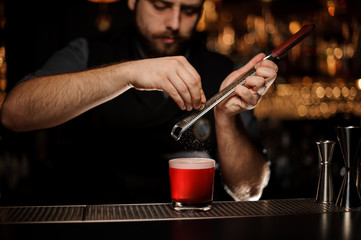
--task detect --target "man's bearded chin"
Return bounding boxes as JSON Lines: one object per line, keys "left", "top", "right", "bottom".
{"left": 138, "top": 34, "right": 188, "bottom": 58}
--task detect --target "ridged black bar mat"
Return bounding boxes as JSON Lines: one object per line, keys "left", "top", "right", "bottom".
{"left": 0, "top": 199, "right": 353, "bottom": 224}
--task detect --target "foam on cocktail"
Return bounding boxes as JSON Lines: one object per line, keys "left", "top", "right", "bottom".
{"left": 169, "top": 158, "right": 215, "bottom": 169}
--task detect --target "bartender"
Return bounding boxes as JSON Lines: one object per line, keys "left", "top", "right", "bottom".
{"left": 0, "top": 0, "right": 277, "bottom": 204}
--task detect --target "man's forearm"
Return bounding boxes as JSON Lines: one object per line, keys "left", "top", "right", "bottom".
{"left": 215, "top": 110, "right": 269, "bottom": 201}
{"left": 0, "top": 64, "right": 131, "bottom": 132}
{"left": 1, "top": 56, "right": 206, "bottom": 132}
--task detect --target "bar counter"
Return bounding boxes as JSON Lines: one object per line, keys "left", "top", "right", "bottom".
{"left": 1, "top": 198, "right": 361, "bottom": 240}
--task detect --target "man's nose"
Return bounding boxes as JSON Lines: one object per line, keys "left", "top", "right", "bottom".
{"left": 166, "top": 8, "right": 181, "bottom": 31}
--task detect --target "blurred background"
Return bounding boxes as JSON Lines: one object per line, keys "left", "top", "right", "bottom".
{"left": 0, "top": 0, "right": 360, "bottom": 204}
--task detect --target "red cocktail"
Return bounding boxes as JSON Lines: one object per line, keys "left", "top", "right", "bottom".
{"left": 169, "top": 158, "right": 215, "bottom": 211}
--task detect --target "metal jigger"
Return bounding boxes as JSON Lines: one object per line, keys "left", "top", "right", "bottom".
{"left": 357, "top": 156, "right": 361, "bottom": 196}
{"left": 335, "top": 126, "right": 361, "bottom": 209}
{"left": 315, "top": 140, "right": 335, "bottom": 203}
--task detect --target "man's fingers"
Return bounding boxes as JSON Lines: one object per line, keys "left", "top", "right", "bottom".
{"left": 178, "top": 57, "right": 205, "bottom": 109}
{"left": 168, "top": 73, "right": 194, "bottom": 111}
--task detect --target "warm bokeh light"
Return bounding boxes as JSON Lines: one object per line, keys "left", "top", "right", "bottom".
{"left": 289, "top": 21, "right": 301, "bottom": 35}
{"left": 0, "top": 46, "right": 7, "bottom": 106}
{"left": 333, "top": 87, "right": 341, "bottom": 98}
{"left": 325, "top": 87, "right": 333, "bottom": 98}
{"left": 255, "top": 78, "right": 361, "bottom": 120}
{"left": 327, "top": 0, "right": 336, "bottom": 16}
{"left": 302, "top": 76, "right": 313, "bottom": 87}
{"left": 222, "top": 26, "right": 235, "bottom": 45}
{"left": 298, "top": 105, "right": 307, "bottom": 117}
{"left": 341, "top": 87, "right": 349, "bottom": 97}
{"left": 346, "top": 45, "right": 355, "bottom": 58}
{"left": 316, "top": 87, "right": 325, "bottom": 98}
{"left": 327, "top": 55, "right": 336, "bottom": 76}
{"left": 328, "top": 7, "right": 335, "bottom": 16}
{"left": 356, "top": 79, "right": 361, "bottom": 90}
{"left": 334, "top": 48, "right": 343, "bottom": 59}
{"left": 196, "top": 0, "right": 218, "bottom": 32}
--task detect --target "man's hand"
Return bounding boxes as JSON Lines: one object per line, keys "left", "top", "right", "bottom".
{"left": 126, "top": 56, "right": 206, "bottom": 111}
{"left": 215, "top": 53, "right": 278, "bottom": 116}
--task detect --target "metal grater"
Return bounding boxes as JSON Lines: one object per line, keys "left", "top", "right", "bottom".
{"left": 171, "top": 24, "right": 315, "bottom": 140}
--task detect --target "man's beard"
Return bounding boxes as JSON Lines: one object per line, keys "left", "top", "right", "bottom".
{"left": 136, "top": 30, "right": 189, "bottom": 58}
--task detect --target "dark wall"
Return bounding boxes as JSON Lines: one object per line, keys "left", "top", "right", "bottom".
{"left": 4, "top": 0, "right": 132, "bottom": 90}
